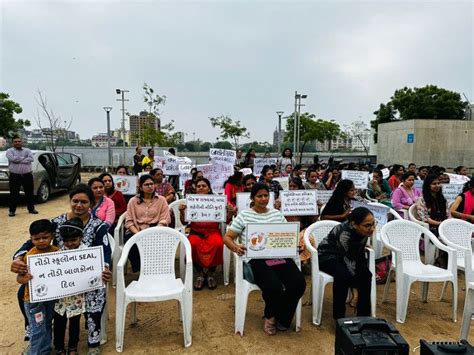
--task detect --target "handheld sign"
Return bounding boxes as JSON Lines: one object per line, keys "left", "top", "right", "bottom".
{"left": 381, "top": 168, "right": 390, "bottom": 179}
{"left": 414, "top": 180, "right": 423, "bottom": 192}
{"left": 239, "top": 168, "right": 252, "bottom": 176}
{"left": 442, "top": 184, "right": 464, "bottom": 203}
{"left": 236, "top": 192, "right": 275, "bottom": 212}
{"left": 112, "top": 175, "right": 138, "bottom": 195}
{"left": 280, "top": 190, "right": 318, "bottom": 216}
{"left": 28, "top": 246, "right": 105, "bottom": 303}
{"left": 179, "top": 164, "right": 193, "bottom": 191}
{"left": 341, "top": 170, "right": 369, "bottom": 189}
{"left": 185, "top": 194, "right": 227, "bottom": 222}
{"left": 273, "top": 177, "right": 289, "bottom": 190}
{"left": 446, "top": 173, "right": 470, "bottom": 185}
{"left": 197, "top": 163, "right": 234, "bottom": 194}
{"left": 316, "top": 190, "right": 334, "bottom": 205}
{"left": 351, "top": 201, "right": 389, "bottom": 226}
{"left": 253, "top": 158, "right": 277, "bottom": 175}
{"left": 209, "top": 148, "right": 236, "bottom": 166}
{"left": 245, "top": 222, "right": 299, "bottom": 259}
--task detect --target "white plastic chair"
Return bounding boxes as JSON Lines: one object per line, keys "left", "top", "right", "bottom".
{"left": 408, "top": 204, "right": 435, "bottom": 264}
{"left": 303, "top": 221, "right": 376, "bottom": 326}
{"left": 439, "top": 219, "right": 474, "bottom": 297}
{"left": 381, "top": 220, "right": 457, "bottom": 323}
{"left": 234, "top": 253, "right": 302, "bottom": 335}
{"left": 460, "top": 282, "right": 474, "bottom": 341}
{"left": 115, "top": 227, "right": 193, "bottom": 351}
{"left": 112, "top": 212, "right": 127, "bottom": 287}
{"left": 100, "top": 233, "right": 115, "bottom": 344}
{"left": 368, "top": 202, "right": 403, "bottom": 259}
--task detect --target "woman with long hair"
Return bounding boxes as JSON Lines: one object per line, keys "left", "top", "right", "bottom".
{"left": 243, "top": 174, "right": 257, "bottom": 192}
{"left": 278, "top": 148, "right": 295, "bottom": 171}
{"left": 243, "top": 148, "right": 256, "bottom": 169}
{"left": 99, "top": 173, "right": 127, "bottom": 229}
{"left": 388, "top": 164, "right": 405, "bottom": 191}
{"left": 88, "top": 177, "right": 116, "bottom": 227}
{"left": 391, "top": 172, "right": 421, "bottom": 211}
{"left": 450, "top": 178, "right": 474, "bottom": 223}
{"left": 115, "top": 165, "right": 130, "bottom": 176}
{"left": 320, "top": 179, "right": 356, "bottom": 222}
{"left": 323, "top": 166, "right": 341, "bottom": 190}
{"left": 184, "top": 168, "right": 200, "bottom": 195}
{"left": 224, "top": 171, "right": 244, "bottom": 207}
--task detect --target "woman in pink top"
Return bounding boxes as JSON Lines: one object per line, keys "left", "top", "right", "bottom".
{"left": 391, "top": 172, "right": 421, "bottom": 211}
{"left": 124, "top": 174, "right": 171, "bottom": 272}
{"left": 88, "top": 177, "right": 116, "bottom": 226}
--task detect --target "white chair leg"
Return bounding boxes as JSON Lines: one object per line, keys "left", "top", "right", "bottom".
{"left": 100, "top": 298, "right": 108, "bottom": 344}
{"left": 180, "top": 296, "right": 192, "bottom": 347}
{"left": 452, "top": 280, "right": 458, "bottom": 322}
{"left": 315, "top": 281, "right": 326, "bottom": 326}
{"left": 179, "top": 243, "right": 186, "bottom": 281}
{"left": 382, "top": 268, "right": 393, "bottom": 303}
{"left": 131, "top": 302, "right": 137, "bottom": 325}
{"left": 460, "top": 288, "right": 474, "bottom": 340}
{"left": 397, "top": 278, "right": 411, "bottom": 323}
{"left": 421, "top": 282, "right": 429, "bottom": 303}
{"left": 115, "top": 300, "right": 127, "bottom": 352}
{"left": 295, "top": 299, "right": 302, "bottom": 332}
{"left": 440, "top": 281, "right": 448, "bottom": 301}
{"left": 177, "top": 300, "right": 182, "bottom": 321}
{"left": 235, "top": 287, "right": 249, "bottom": 335}
{"left": 223, "top": 246, "right": 231, "bottom": 286}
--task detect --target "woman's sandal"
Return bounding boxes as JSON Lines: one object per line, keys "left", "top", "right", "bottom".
{"left": 193, "top": 276, "right": 205, "bottom": 290}
{"left": 263, "top": 318, "right": 277, "bottom": 336}
{"left": 207, "top": 275, "right": 217, "bottom": 290}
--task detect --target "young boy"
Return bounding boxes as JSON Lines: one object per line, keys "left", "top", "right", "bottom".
{"left": 53, "top": 217, "right": 86, "bottom": 355}
{"left": 17, "top": 219, "right": 59, "bottom": 355}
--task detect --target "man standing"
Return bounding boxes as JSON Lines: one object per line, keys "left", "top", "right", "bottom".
{"left": 132, "top": 146, "right": 145, "bottom": 175}
{"left": 6, "top": 135, "right": 38, "bottom": 217}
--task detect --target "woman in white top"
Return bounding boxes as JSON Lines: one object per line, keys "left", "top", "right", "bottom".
{"left": 224, "top": 183, "right": 306, "bottom": 336}
{"left": 278, "top": 147, "right": 295, "bottom": 171}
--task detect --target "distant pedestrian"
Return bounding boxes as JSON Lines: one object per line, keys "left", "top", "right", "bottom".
{"left": 133, "top": 146, "right": 145, "bottom": 175}
{"left": 6, "top": 135, "right": 38, "bottom": 217}
{"left": 141, "top": 148, "right": 154, "bottom": 169}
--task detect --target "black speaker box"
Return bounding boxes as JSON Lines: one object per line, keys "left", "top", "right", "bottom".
{"left": 335, "top": 317, "right": 409, "bottom": 354}
{"left": 420, "top": 340, "right": 474, "bottom": 354}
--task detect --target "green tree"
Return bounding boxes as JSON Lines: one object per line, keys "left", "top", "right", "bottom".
{"left": 199, "top": 142, "right": 212, "bottom": 152}
{"left": 210, "top": 115, "right": 250, "bottom": 149}
{"left": 0, "top": 92, "right": 30, "bottom": 138}
{"left": 371, "top": 85, "right": 467, "bottom": 142}
{"left": 214, "top": 140, "right": 233, "bottom": 149}
{"left": 285, "top": 113, "right": 341, "bottom": 162}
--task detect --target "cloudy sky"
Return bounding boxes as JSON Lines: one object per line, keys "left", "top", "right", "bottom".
{"left": 1, "top": 0, "right": 472, "bottom": 144}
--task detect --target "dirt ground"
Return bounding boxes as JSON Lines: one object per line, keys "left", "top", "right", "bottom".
{"left": 0, "top": 191, "right": 472, "bottom": 354}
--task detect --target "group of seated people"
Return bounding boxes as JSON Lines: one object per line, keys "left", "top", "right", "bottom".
{"left": 10, "top": 151, "right": 474, "bottom": 351}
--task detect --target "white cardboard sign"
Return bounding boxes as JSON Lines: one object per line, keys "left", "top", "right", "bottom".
{"left": 316, "top": 190, "right": 334, "bottom": 205}
{"left": 381, "top": 168, "right": 390, "bottom": 179}
{"left": 112, "top": 175, "right": 138, "bottom": 195}
{"left": 414, "top": 179, "right": 424, "bottom": 192}
{"left": 341, "top": 170, "right": 369, "bottom": 189}
{"left": 273, "top": 177, "right": 289, "bottom": 190}
{"left": 236, "top": 192, "right": 275, "bottom": 212}
{"left": 179, "top": 164, "right": 193, "bottom": 191}
{"left": 446, "top": 173, "right": 470, "bottom": 185}
{"left": 209, "top": 148, "right": 236, "bottom": 166}
{"left": 197, "top": 163, "right": 234, "bottom": 194}
{"left": 245, "top": 223, "right": 299, "bottom": 259}
{"left": 185, "top": 194, "right": 227, "bottom": 222}
{"left": 239, "top": 168, "right": 253, "bottom": 176}
{"left": 253, "top": 158, "right": 277, "bottom": 175}
{"left": 351, "top": 201, "right": 389, "bottom": 226}
{"left": 442, "top": 184, "right": 464, "bottom": 202}
{"left": 280, "top": 190, "right": 318, "bottom": 216}
{"left": 27, "top": 246, "right": 105, "bottom": 303}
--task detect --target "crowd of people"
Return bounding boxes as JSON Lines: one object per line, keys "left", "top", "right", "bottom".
{"left": 7, "top": 139, "right": 474, "bottom": 352}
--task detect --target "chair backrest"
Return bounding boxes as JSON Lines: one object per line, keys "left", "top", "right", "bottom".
{"left": 439, "top": 219, "right": 474, "bottom": 259}
{"left": 381, "top": 220, "right": 428, "bottom": 262}
{"left": 408, "top": 204, "right": 424, "bottom": 224}
{"left": 108, "top": 233, "right": 115, "bottom": 255}
{"left": 114, "top": 212, "right": 127, "bottom": 247}
{"left": 121, "top": 226, "right": 191, "bottom": 279}
{"left": 304, "top": 220, "right": 340, "bottom": 246}
{"left": 169, "top": 198, "right": 186, "bottom": 230}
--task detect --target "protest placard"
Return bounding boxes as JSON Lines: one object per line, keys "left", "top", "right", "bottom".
{"left": 273, "top": 177, "right": 289, "bottom": 190}
{"left": 236, "top": 192, "right": 275, "bottom": 212}
{"left": 446, "top": 173, "right": 470, "bottom": 185}
{"left": 414, "top": 179, "right": 423, "bottom": 192}
{"left": 179, "top": 164, "right": 193, "bottom": 191}
{"left": 316, "top": 190, "right": 334, "bottom": 205}
{"left": 185, "top": 194, "right": 227, "bottom": 222}
{"left": 253, "top": 158, "right": 277, "bottom": 175}
{"left": 442, "top": 184, "right": 464, "bottom": 202}
{"left": 27, "top": 246, "right": 105, "bottom": 303}
{"left": 341, "top": 170, "right": 369, "bottom": 189}
{"left": 245, "top": 223, "right": 299, "bottom": 259}
{"left": 239, "top": 168, "right": 253, "bottom": 176}
{"left": 280, "top": 190, "right": 318, "bottom": 216}
{"left": 161, "top": 156, "right": 180, "bottom": 175}
{"left": 381, "top": 168, "right": 390, "bottom": 179}
{"left": 351, "top": 200, "right": 389, "bottom": 226}
{"left": 197, "top": 163, "right": 234, "bottom": 193}
{"left": 209, "top": 148, "right": 236, "bottom": 166}
{"left": 112, "top": 175, "right": 138, "bottom": 195}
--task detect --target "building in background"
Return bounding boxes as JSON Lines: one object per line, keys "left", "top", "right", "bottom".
{"left": 129, "top": 111, "right": 160, "bottom": 146}
{"left": 24, "top": 128, "right": 80, "bottom": 145}
{"left": 272, "top": 127, "right": 287, "bottom": 151}
{"left": 314, "top": 120, "right": 370, "bottom": 152}
{"left": 91, "top": 133, "right": 119, "bottom": 148}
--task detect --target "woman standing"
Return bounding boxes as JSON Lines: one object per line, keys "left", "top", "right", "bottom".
{"left": 261, "top": 166, "right": 283, "bottom": 199}
{"left": 224, "top": 183, "right": 306, "bottom": 335}
{"left": 125, "top": 175, "right": 171, "bottom": 272}
{"left": 318, "top": 207, "right": 375, "bottom": 319}
{"left": 179, "top": 178, "right": 225, "bottom": 290}
{"left": 88, "top": 177, "right": 116, "bottom": 227}
{"left": 320, "top": 179, "right": 356, "bottom": 222}
{"left": 278, "top": 148, "right": 295, "bottom": 171}
{"left": 244, "top": 148, "right": 256, "bottom": 170}
{"left": 450, "top": 178, "right": 474, "bottom": 223}
{"left": 132, "top": 146, "right": 145, "bottom": 176}
{"left": 391, "top": 172, "right": 421, "bottom": 211}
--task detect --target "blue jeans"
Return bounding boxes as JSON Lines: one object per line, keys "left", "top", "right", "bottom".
{"left": 24, "top": 301, "right": 55, "bottom": 355}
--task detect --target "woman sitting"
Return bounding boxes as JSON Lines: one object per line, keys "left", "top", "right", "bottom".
{"left": 88, "top": 177, "right": 116, "bottom": 227}
{"left": 318, "top": 207, "right": 375, "bottom": 319}
{"left": 224, "top": 183, "right": 306, "bottom": 335}
{"left": 387, "top": 164, "right": 405, "bottom": 191}
{"left": 450, "top": 178, "right": 474, "bottom": 223}
{"left": 367, "top": 169, "right": 392, "bottom": 207}
{"left": 304, "top": 167, "right": 326, "bottom": 190}
{"left": 124, "top": 174, "right": 171, "bottom": 272}
{"left": 260, "top": 166, "right": 283, "bottom": 199}
{"left": 224, "top": 171, "right": 244, "bottom": 208}
{"left": 320, "top": 179, "right": 356, "bottom": 222}
{"left": 243, "top": 174, "right": 257, "bottom": 192}
{"left": 323, "top": 167, "right": 341, "bottom": 190}
{"left": 99, "top": 173, "right": 127, "bottom": 230}
{"left": 391, "top": 172, "right": 421, "bottom": 214}
{"left": 184, "top": 169, "right": 202, "bottom": 196}
{"left": 179, "top": 178, "right": 225, "bottom": 290}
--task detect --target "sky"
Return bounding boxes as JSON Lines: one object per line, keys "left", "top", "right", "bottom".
{"left": 1, "top": 0, "right": 473, "bottom": 144}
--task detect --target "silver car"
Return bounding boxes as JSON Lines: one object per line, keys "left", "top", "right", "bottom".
{"left": 0, "top": 150, "right": 81, "bottom": 202}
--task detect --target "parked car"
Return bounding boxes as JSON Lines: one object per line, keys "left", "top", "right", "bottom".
{"left": 0, "top": 150, "right": 81, "bottom": 202}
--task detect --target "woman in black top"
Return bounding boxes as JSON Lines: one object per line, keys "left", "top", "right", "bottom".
{"left": 320, "top": 179, "right": 356, "bottom": 222}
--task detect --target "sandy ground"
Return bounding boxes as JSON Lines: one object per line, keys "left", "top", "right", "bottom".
{"left": 0, "top": 190, "right": 472, "bottom": 354}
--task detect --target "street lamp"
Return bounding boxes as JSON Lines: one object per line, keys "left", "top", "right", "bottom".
{"left": 276, "top": 111, "right": 284, "bottom": 153}
{"left": 116, "top": 89, "right": 130, "bottom": 165}
{"left": 293, "top": 91, "right": 307, "bottom": 155}
{"left": 103, "top": 107, "right": 113, "bottom": 169}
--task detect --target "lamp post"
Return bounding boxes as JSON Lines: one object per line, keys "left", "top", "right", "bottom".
{"left": 116, "top": 89, "right": 129, "bottom": 165}
{"left": 293, "top": 91, "right": 307, "bottom": 155}
{"left": 103, "top": 107, "right": 113, "bottom": 170}
{"left": 276, "top": 111, "right": 284, "bottom": 153}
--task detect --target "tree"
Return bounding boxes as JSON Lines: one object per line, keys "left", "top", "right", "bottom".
{"left": 214, "top": 140, "right": 233, "bottom": 149}
{"left": 199, "top": 142, "right": 212, "bottom": 152}
{"left": 371, "top": 85, "right": 467, "bottom": 143}
{"left": 285, "top": 113, "right": 341, "bottom": 162}
{"left": 34, "top": 91, "right": 72, "bottom": 152}
{"left": 209, "top": 115, "right": 250, "bottom": 149}
{"left": 0, "top": 92, "right": 30, "bottom": 138}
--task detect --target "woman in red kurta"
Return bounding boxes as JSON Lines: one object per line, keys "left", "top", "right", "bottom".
{"left": 179, "top": 177, "right": 223, "bottom": 290}
{"left": 224, "top": 171, "right": 244, "bottom": 207}
{"left": 99, "top": 173, "right": 127, "bottom": 230}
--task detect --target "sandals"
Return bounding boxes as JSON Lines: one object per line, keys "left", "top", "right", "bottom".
{"left": 193, "top": 276, "right": 205, "bottom": 290}
{"left": 263, "top": 318, "right": 277, "bottom": 336}
{"left": 207, "top": 275, "right": 217, "bottom": 290}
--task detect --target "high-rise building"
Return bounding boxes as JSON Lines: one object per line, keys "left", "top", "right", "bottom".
{"left": 129, "top": 111, "right": 161, "bottom": 146}
{"left": 273, "top": 127, "right": 287, "bottom": 151}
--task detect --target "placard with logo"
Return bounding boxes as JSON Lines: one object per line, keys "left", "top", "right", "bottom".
{"left": 280, "top": 190, "right": 318, "bottom": 216}
{"left": 112, "top": 175, "right": 138, "bottom": 195}
{"left": 245, "top": 222, "right": 299, "bottom": 259}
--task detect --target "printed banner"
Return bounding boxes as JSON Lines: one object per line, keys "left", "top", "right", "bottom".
{"left": 316, "top": 190, "right": 334, "bottom": 205}
{"left": 209, "top": 148, "right": 236, "bottom": 166}
{"left": 236, "top": 192, "right": 275, "bottom": 212}
{"left": 197, "top": 163, "right": 234, "bottom": 194}
{"left": 442, "top": 184, "right": 464, "bottom": 203}
{"left": 273, "top": 177, "right": 289, "bottom": 190}
{"left": 351, "top": 200, "right": 389, "bottom": 226}
{"left": 27, "top": 246, "right": 105, "bottom": 303}
{"left": 112, "top": 175, "right": 138, "bottom": 195}
{"left": 280, "top": 190, "right": 318, "bottom": 216}
{"left": 253, "top": 158, "right": 278, "bottom": 175}
{"left": 185, "top": 194, "right": 227, "bottom": 222}
{"left": 341, "top": 170, "right": 369, "bottom": 189}
{"left": 245, "top": 223, "right": 299, "bottom": 259}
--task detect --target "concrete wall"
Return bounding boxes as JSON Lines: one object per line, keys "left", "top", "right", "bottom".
{"left": 377, "top": 119, "right": 474, "bottom": 168}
